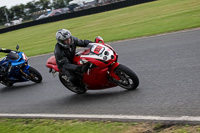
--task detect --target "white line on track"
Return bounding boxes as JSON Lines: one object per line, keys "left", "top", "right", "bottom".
{"left": 0, "top": 114, "right": 200, "bottom": 122}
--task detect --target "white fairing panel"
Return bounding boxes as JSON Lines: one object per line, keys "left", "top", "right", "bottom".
{"left": 81, "top": 43, "right": 114, "bottom": 61}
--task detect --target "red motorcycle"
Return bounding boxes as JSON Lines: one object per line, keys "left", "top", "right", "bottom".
{"left": 46, "top": 36, "right": 139, "bottom": 94}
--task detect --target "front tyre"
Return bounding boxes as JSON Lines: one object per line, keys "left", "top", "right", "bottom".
{"left": 28, "top": 66, "right": 42, "bottom": 83}
{"left": 113, "top": 64, "right": 139, "bottom": 90}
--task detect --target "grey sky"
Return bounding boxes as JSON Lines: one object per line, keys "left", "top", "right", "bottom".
{"left": 0, "top": 0, "right": 39, "bottom": 9}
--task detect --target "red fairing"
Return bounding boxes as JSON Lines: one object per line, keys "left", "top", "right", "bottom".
{"left": 46, "top": 56, "right": 60, "bottom": 72}
{"left": 109, "top": 62, "right": 120, "bottom": 80}
{"left": 82, "top": 67, "right": 117, "bottom": 90}
{"left": 72, "top": 45, "right": 120, "bottom": 89}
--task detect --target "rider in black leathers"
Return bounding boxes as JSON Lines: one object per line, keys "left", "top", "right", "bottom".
{"left": 54, "top": 29, "right": 93, "bottom": 90}
{"left": 0, "top": 48, "right": 12, "bottom": 53}
{"left": 0, "top": 48, "right": 13, "bottom": 80}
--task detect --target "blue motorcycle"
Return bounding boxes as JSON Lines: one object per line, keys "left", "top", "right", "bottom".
{"left": 0, "top": 45, "right": 42, "bottom": 87}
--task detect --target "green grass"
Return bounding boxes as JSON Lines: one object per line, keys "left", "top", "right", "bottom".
{"left": 0, "top": 0, "right": 200, "bottom": 57}
{"left": 0, "top": 119, "right": 132, "bottom": 133}
{"left": 1, "top": 118, "right": 200, "bottom": 133}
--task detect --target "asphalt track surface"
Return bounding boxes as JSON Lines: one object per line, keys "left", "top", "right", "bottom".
{"left": 0, "top": 29, "right": 200, "bottom": 122}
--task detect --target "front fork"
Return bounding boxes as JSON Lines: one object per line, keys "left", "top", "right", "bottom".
{"left": 19, "top": 64, "right": 30, "bottom": 79}
{"left": 109, "top": 62, "right": 120, "bottom": 80}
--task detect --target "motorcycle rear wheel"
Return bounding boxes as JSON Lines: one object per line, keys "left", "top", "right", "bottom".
{"left": 113, "top": 64, "right": 139, "bottom": 90}
{"left": 28, "top": 66, "right": 42, "bottom": 83}
{"left": 59, "top": 73, "right": 86, "bottom": 94}
{"left": 0, "top": 80, "right": 13, "bottom": 87}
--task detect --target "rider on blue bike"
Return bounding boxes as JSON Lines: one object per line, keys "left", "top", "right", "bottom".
{"left": 0, "top": 48, "right": 12, "bottom": 53}
{"left": 0, "top": 48, "right": 13, "bottom": 79}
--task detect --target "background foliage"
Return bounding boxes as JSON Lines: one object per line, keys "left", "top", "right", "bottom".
{"left": 0, "top": 0, "right": 71, "bottom": 24}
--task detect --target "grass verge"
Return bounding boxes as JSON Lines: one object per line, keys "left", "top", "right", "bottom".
{"left": 0, "top": 0, "right": 200, "bottom": 57}
{"left": 0, "top": 118, "right": 200, "bottom": 133}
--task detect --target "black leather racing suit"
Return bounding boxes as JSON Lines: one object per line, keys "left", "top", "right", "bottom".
{"left": 54, "top": 36, "right": 93, "bottom": 86}
{"left": 0, "top": 48, "right": 12, "bottom": 53}
{"left": 0, "top": 48, "right": 13, "bottom": 79}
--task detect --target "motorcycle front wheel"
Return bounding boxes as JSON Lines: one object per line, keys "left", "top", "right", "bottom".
{"left": 28, "top": 66, "right": 42, "bottom": 83}
{"left": 59, "top": 73, "right": 86, "bottom": 94}
{"left": 113, "top": 64, "right": 139, "bottom": 90}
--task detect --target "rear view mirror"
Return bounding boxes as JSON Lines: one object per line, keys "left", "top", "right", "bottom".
{"left": 16, "top": 45, "right": 19, "bottom": 51}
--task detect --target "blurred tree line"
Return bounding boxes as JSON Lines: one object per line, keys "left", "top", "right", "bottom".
{"left": 0, "top": 0, "right": 71, "bottom": 24}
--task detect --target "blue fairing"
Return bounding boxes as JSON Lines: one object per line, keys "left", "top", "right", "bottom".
{"left": 0, "top": 51, "right": 30, "bottom": 83}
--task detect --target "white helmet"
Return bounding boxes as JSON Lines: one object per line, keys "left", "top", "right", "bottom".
{"left": 56, "top": 29, "right": 72, "bottom": 48}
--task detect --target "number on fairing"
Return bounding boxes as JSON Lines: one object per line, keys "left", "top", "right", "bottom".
{"left": 94, "top": 46, "right": 103, "bottom": 54}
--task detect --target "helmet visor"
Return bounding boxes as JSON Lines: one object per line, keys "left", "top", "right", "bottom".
{"left": 64, "top": 37, "right": 72, "bottom": 45}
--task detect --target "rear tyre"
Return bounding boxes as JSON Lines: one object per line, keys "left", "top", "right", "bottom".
{"left": 59, "top": 73, "right": 86, "bottom": 94}
{"left": 113, "top": 64, "right": 139, "bottom": 90}
{"left": 1, "top": 81, "right": 13, "bottom": 87}
{"left": 6, "top": 81, "right": 13, "bottom": 87}
{"left": 28, "top": 66, "right": 42, "bottom": 83}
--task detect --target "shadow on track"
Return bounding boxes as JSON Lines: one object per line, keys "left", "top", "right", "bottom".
{"left": 58, "top": 88, "right": 141, "bottom": 105}
{"left": 0, "top": 82, "right": 43, "bottom": 93}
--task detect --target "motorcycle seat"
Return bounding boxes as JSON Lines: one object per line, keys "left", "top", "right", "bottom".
{"left": 46, "top": 56, "right": 60, "bottom": 72}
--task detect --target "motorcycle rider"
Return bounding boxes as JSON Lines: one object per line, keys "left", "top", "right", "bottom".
{"left": 0, "top": 48, "right": 12, "bottom": 53}
{"left": 54, "top": 29, "right": 93, "bottom": 92}
{"left": 0, "top": 48, "right": 13, "bottom": 80}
